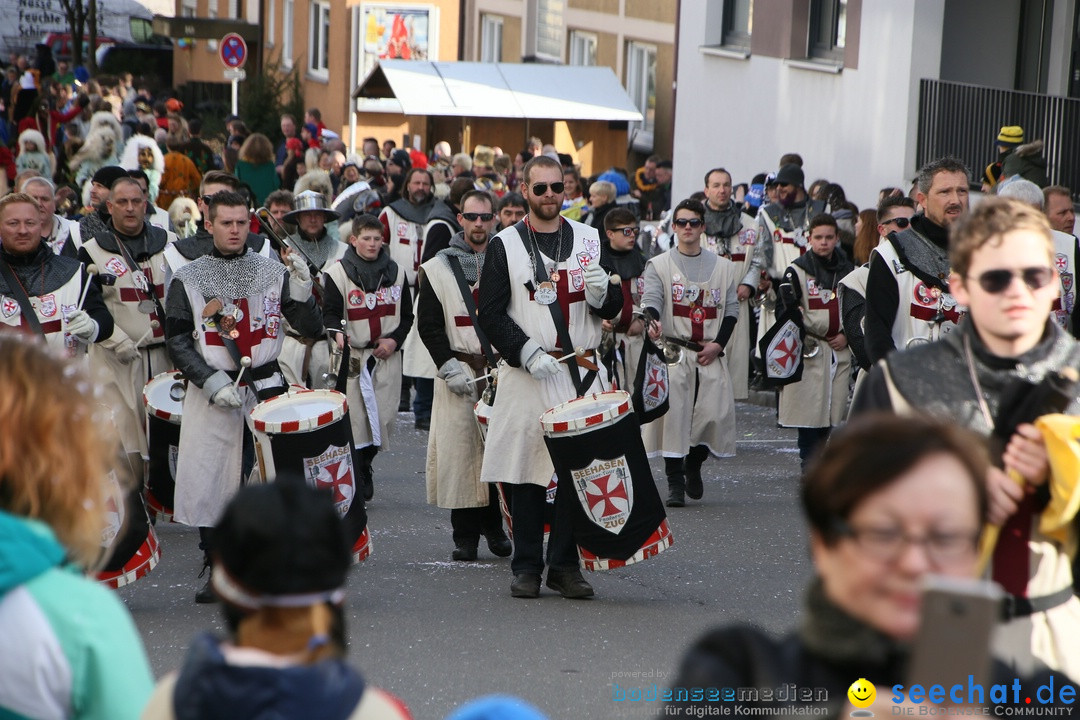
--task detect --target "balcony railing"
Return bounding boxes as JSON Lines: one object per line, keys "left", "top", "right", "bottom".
{"left": 918, "top": 79, "right": 1080, "bottom": 198}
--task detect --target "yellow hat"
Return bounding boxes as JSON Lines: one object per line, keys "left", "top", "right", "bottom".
{"left": 997, "top": 126, "right": 1024, "bottom": 146}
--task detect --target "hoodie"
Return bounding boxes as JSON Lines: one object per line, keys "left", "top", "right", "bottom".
{"left": 0, "top": 509, "right": 153, "bottom": 720}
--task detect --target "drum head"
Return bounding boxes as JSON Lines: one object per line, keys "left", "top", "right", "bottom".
{"left": 144, "top": 371, "right": 184, "bottom": 423}
{"left": 251, "top": 389, "right": 348, "bottom": 434}
{"left": 540, "top": 390, "right": 632, "bottom": 437}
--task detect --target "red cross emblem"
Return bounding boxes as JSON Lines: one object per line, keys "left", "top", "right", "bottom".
{"left": 585, "top": 473, "right": 629, "bottom": 520}
{"left": 1056, "top": 253, "right": 1068, "bottom": 271}
{"left": 646, "top": 365, "right": 667, "bottom": 400}
{"left": 305, "top": 445, "right": 356, "bottom": 517}
{"left": 772, "top": 336, "right": 798, "bottom": 372}
{"left": 1, "top": 297, "right": 18, "bottom": 318}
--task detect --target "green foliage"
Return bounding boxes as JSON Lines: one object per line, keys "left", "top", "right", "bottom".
{"left": 239, "top": 52, "right": 304, "bottom": 144}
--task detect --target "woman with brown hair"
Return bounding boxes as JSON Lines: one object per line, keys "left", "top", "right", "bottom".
{"left": 0, "top": 335, "right": 153, "bottom": 719}
{"left": 235, "top": 132, "right": 279, "bottom": 207}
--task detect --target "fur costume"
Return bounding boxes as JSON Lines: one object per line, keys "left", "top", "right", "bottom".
{"left": 15, "top": 128, "right": 52, "bottom": 176}
{"left": 120, "top": 135, "right": 165, "bottom": 203}
{"left": 168, "top": 197, "right": 202, "bottom": 239}
{"left": 293, "top": 169, "right": 334, "bottom": 199}
{"left": 88, "top": 111, "right": 125, "bottom": 155}
{"left": 70, "top": 126, "right": 121, "bottom": 186}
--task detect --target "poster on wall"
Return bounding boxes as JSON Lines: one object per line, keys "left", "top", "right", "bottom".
{"left": 358, "top": 4, "right": 439, "bottom": 80}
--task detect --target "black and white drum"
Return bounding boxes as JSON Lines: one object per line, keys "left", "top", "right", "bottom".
{"left": 97, "top": 469, "right": 161, "bottom": 588}
{"left": 251, "top": 389, "right": 370, "bottom": 563}
{"left": 540, "top": 390, "right": 673, "bottom": 570}
{"left": 143, "top": 371, "right": 184, "bottom": 520}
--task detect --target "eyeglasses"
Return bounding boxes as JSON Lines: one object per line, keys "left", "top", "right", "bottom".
{"left": 461, "top": 212, "right": 495, "bottom": 222}
{"left": 530, "top": 182, "right": 565, "bottom": 196}
{"left": 883, "top": 216, "right": 911, "bottom": 229}
{"left": 971, "top": 267, "right": 1054, "bottom": 294}
{"left": 199, "top": 195, "right": 212, "bottom": 205}
{"left": 672, "top": 218, "right": 704, "bottom": 228}
{"left": 609, "top": 227, "right": 640, "bottom": 237}
{"left": 834, "top": 520, "right": 979, "bottom": 565}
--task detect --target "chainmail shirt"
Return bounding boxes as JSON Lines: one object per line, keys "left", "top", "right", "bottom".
{"left": 174, "top": 249, "right": 286, "bottom": 300}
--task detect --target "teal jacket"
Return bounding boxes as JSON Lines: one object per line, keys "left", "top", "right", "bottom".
{"left": 0, "top": 510, "right": 153, "bottom": 720}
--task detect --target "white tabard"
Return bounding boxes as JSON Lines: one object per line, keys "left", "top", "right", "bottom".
{"left": 641, "top": 250, "right": 738, "bottom": 459}
{"left": 421, "top": 255, "right": 488, "bottom": 508}
{"left": 325, "top": 260, "right": 407, "bottom": 450}
{"left": 703, "top": 214, "right": 757, "bottom": 400}
{"left": 0, "top": 269, "right": 83, "bottom": 357}
{"left": 479, "top": 219, "right": 609, "bottom": 488}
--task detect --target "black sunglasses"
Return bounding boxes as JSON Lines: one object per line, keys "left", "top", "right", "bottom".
{"left": 884, "top": 216, "right": 911, "bottom": 229}
{"left": 972, "top": 267, "right": 1054, "bottom": 294}
{"left": 673, "top": 218, "right": 704, "bottom": 228}
{"left": 609, "top": 227, "right": 640, "bottom": 237}
{"left": 530, "top": 182, "right": 565, "bottom": 195}
{"left": 461, "top": 212, "right": 494, "bottom": 222}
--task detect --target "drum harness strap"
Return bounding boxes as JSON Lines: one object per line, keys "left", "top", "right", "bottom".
{"left": 0, "top": 255, "right": 45, "bottom": 337}
{"left": 113, "top": 233, "right": 168, "bottom": 344}
{"left": 205, "top": 303, "right": 285, "bottom": 402}
{"left": 519, "top": 221, "right": 597, "bottom": 397}
{"left": 447, "top": 255, "right": 499, "bottom": 372}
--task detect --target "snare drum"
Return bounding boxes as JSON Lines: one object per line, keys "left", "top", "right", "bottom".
{"left": 143, "top": 371, "right": 185, "bottom": 520}
{"left": 540, "top": 390, "right": 673, "bottom": 570}
{"left": 251, "top": 389, "right": 370, "bottom": 563}
{"left": 97, "top": 469, "right": 161, "bottom": 588}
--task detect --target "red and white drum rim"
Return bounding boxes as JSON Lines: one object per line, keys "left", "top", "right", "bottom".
{"left": 352, "top": 527, "right": 371, "bottom": 564}
{"left": 540, "top": 390, "right": 632, "bottom": 435}
{"left": 473, "top": 400, "right": 491, "bottom": 426}
{"left": 251, "top": 388, "right": 349, "bottom": 433}
{"left": 579, "top": 518, "right": 674, "bottom": 571}
{"left": 143, "top": 370, "right": 184, "bottom": 424}
{"left": 97, "top": 527, "right": 162, "bottom": 588}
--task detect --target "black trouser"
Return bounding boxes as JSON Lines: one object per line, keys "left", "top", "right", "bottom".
{"left": 450, "top": 486, "right": 506, "bottom": 545}
{"left": 797, "top": 427, "right": 831, "bottom": 470}
{"left": 510, "top": 483, "right": 576, "bottom": 576}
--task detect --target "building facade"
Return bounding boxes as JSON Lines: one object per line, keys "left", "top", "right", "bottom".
{"left": 462, "top": 0, "right": 675, "bottom": 164}
{"left": 671, "top": 0, "right": 1080, "bottom": 210}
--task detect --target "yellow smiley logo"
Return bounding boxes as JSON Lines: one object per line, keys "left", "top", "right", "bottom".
{"left": 847, "top": 678, "right": 876, "bottom": 709}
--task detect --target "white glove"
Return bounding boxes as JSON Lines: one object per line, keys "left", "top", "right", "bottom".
{"left": 525, "top": 349, "right": 561, "bottom": 379}
{"left": 286, "top": 254, "right": 313, "bottom": 302}
{"left": 210, "top": 384, "right": 243, "bottom": 409}
{"left": 65, "top": 309, "right": 98, "bottom": 341}
{"left": 438, "top": 359, "right": 473, "bottom": 396}
{"left": 583, "top": 259, "right": 609, "bottom": 308}
{"left": 112, "top": 337, "right": 141, "bottom": 365}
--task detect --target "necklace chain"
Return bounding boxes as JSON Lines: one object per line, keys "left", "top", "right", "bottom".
{"left": 525, "top": 214, "right": 563, "bottom": 280}
{"left": 672, "top": 248, "right": 708, "bottom": 286}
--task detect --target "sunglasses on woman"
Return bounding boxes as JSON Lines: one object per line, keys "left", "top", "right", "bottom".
{"left": 673, "top": 218, "right": 704, "bottom": 228}
{"left": 530, "top": 182, "right": 565, "bottom": 195}
{"left": 971, "top": 267, "right": 1054, "bottom": 294}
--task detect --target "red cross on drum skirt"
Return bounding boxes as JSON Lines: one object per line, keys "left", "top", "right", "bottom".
{"left": 348, "top": 301, "right": 397, "bottom": 342}
{"left": 528, "top": 272, "right": 586, "bottom": 325}
{"left": 672, "top": 303, "right": 718, "bottom": 343}
{"left": 807, "top": 296, "right": 841, "bottom": 338}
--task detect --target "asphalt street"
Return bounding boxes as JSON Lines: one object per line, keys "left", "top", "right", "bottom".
{"left": 119, "top": 398, "right": 812, "bottom": 720}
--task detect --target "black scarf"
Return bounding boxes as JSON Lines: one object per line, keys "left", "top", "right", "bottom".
{"left": 341, "top": 246, "right": 398, "bottom": 291}
{"left": 909, "top": 214, "right": 950, "bottom": 250}
{"left": 388, "top": 195, "right": 435, "bottom": 225}
{"left": 600, "top": 240, "right": 646, "bottom": 280}
{"left": 793, "top": 245, "right": 854, "bottom": 291}
{"left": 704, "top": 200, "right": 744, "bottom": 239}
{"left": 95, "top": 222, "right": 168, "bottom": 259}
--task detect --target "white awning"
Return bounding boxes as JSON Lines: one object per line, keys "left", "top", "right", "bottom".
{"left": 353, "top": 60, "right": 643, "bottom": 122}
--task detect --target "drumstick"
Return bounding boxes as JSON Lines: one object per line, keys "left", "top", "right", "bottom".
{"left": 77, "top": 264, "right": 99, "bottom": 310}
{"left": 232, "top": 356, "right": 252, "bottom": 392}
{"left": 469, "top": 348, "right": 585, "bottom": 385}
{"left": 131, "top": 319, "right": 160, "bottom": 347}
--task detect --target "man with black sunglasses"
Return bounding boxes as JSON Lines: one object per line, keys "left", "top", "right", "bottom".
{"left": 417, "top": 190, "right": 512, "bottom": 562}
{"left": 852, "top": 197, "right": 1080, "bottom": 680}
{"left": 864, "top": 156, "right": 970, "bottom": 363}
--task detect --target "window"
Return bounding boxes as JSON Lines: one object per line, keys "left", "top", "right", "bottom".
{"left": 309, "top": 1, "right": 331, "bottom": 77}
{"left": 283, "top": 0, "right": 294, "bottom": 68}
{"left": 809, "top": 0, "right": 847, "bottom": 62}
{"left": 207, "top": 7, "right": 218, "bottom": 51}
{"left": 626, "top": 41, "right": 656, "bottom": 152}
{"left": 722, "top": 0, "right": 753, "bottom": 49}
{"left": 534, "top": 0, "right": 564, "bottom": 62}
{"left": 267, "top": 0, "right": 275, "bottom": 48}
{"left": 481, "top": 14, "right": 502, "bottom": 63}
{"left": 230, "top": 0, "right": 241, "bottom": 19}
{"left": 569, "top": 30, "right": 596, "bottom": 66}
{"left": 181, "top": 0, "right": 196, "bottom": 19}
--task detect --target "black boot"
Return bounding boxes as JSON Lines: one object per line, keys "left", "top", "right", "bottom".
{"left": 355, "top": 446, "right": 377, "bottom": 501}
{"left": 452, "top": 539, "right": 479, "bottom": 561}
{"left": 195, "top": 528, "right": 217, "bottom": 604}
{"left": 665, "top": 457, "right": 685, "bottom": 508}
{"left": 684, "top": 445, "right": 709, "bottom": 500}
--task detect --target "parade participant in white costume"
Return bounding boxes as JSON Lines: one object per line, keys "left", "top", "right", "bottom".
{"left": 165, "top": 191, "right": 321, "bottom": 603}
{"left": 641, "top": 199, "right": 740, "bottom": 507}
{"left": 323, "top": 214, "right": 413, "bottom": 502}
{"left": 417, "top": 190, "right": 512, "bottom": 561}
{"left": 477, "top": 156, "right": 624, "bottom": 600}
{"left": 599, "top": 207, "right": 647, "bottom": 387}
{"left": 19, "top": 176, "right": 82, "bottom": 258}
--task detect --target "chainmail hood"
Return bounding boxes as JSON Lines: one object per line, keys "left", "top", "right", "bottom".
{"left": 437, "top": 231, "right": 486, "bottom": 284}
{"left": 0, "top": 243, "right": 82, "bottom": 295}
{"left": 704, "top": 201, "right": 745, "bottom": 239}
{"left": 289, "top": 228, "right": 339, "bottom": 271}
{"left": 341, "top": 245, "right": 398, "bottom": 290}
{"left": 174, "top": 249, "right": 286, "bottom": 300}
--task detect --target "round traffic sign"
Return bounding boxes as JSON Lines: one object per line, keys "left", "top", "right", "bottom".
{"left": 220, "top": 33, "right": 247, "bottom": 69}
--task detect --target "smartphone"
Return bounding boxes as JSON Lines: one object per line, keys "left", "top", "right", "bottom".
{"left": 907, "top": 575, "right": 1003, "bottom": 690}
